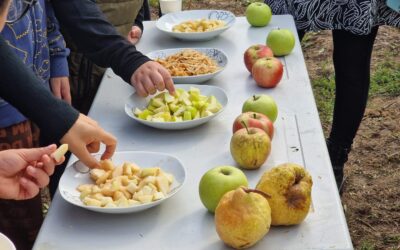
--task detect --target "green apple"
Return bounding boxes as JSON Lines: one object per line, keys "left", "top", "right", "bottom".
{"left": 245, "top": 2, "right": 272, "bottom": 27}
{"left": 242, "top": 94, "right": 278, "bottom": 122}
{"left": 266, "top": 28, "right": 296, "bottom": 56}
{"left": 199, "top": 166, "right": 248, "bottom": 213}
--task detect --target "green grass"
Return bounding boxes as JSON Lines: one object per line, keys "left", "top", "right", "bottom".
{"left": 358, "top": 241, "right": 376, "bottom": 250}
{"left": 310, "top": 60, "right": 400, "bottom": 124}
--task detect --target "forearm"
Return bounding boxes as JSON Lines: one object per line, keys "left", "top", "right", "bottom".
{"left": 0, "top": 36, "right": 79, "bottom": 144}
{"left": 52, "top": 0, "right": 151, "bottom": 83}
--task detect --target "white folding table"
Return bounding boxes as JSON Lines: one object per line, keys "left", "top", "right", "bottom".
{"left": 34, "top": 15, "right": 353, "bottom": 250}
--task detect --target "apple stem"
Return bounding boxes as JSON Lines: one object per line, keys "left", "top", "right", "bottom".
{"left": 253, "top": 95, "right": 259, "bottom": 101}
{"left": 253, "top": 113, "right": 257, "bottom": 119}
{"left": 242, "top": 188, "right": 271, "bottom": 199}
{"left": 241, "top": 121, "right": 250, "bottom": 134}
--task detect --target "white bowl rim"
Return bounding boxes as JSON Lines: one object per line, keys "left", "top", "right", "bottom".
{"left": 156, "top": 9, "right": 236, "bottom": 34}
{"left": 60, "top": 150, "right": 187, "bottom": 211}
{"left": 126, "top": 84, "right": 228, "bottom": 124}
{"left": 146, "top": 47, "right": 228, "bottom": 80}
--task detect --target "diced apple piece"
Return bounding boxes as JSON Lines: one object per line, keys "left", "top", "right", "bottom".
{"left": 51, "top": 144, "right": 69, "bottom": 162}
{"left": 141, "top": 167, "right": 160, "bottom": 178}
{"left": 133, "top": 108, "right": 143, "bottom": 116}
{"left": 183, "top": 111, "right": 192, "bottom": 121}
{"left": 128, "top": 200, "right": 141, "bottom": 206}
{"left": 116, "top": 196, "right": 129, "bottom": 207}
{"left": 137, "top": 195, "right": 153, "bottom": 204}
{"left": 156, "top": 175, "right": 170, "bottom": 195}
{"left": 173, "top": 106, "right": 186, "bottom": 117}
{"left": 164, "top": 92, "right": 175, "bottom": 103}
{"left": 96, "top": 171, "right": 111, "bottom": 185}
{"left": 104, "top": 202, "right": 117, "bottom": 208}
{"left": 122, "top": 162, "right": 132, "bottom": 176}
{"left": 142, "top": 185, "right": 156, "bottom": 196}
{"left": 138, "top": 109, "right": 153, "bottom": 120}
{"left": 126, "top": 182, "right": 138, "bottom": 194}
{"left": 77, "top": 184, "right": 93, "bottom": 193}
{"left": 100, "top": 159, "right": 114, "bottom": 171}
{"left": 111, "top": 166, "right": 123, "bottom": 178}
{"left": 90, "top": 168, "right": 106, "bottom": 181}
{"left": 83, "top": 197, "right": 102, "bottom": 207}
{"left": 150, "top": 98, "right": 164, "bottom": 108}
{"left": 153, "top": 192, "right": 166, "bottom": 201}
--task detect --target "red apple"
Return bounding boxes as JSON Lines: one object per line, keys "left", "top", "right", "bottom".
{"left": 243, "top": 44, "right": 274, "bottom": 73}
{"left": 252, "top": 57, "right": 283, "bottom": 88}
{"left": 233, "top": 112, "right": 274, "bottom": 139}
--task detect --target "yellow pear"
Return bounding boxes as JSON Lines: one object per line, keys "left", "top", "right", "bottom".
{"left": 256, "top": 163, "right": 313, "bottom": 225}
{"left": 215, "top": 187, "right": 271, "bottom": 249}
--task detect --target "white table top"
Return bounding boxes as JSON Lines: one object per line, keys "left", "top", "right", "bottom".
{"left": 34, "top": 16, "right": 353, "bottom": 250}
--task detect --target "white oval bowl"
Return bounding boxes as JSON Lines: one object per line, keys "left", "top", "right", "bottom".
{"left": 59, "top": 151, "right": 186, "bottom": 214}
{"left": 125, "top": 84, "right": 228, "bottom": 130}
{"left": 147, "top": 47, "right": 228, "bottom": 84}
{"left": 156, "top": 10, "right": 236, "bottom": 41}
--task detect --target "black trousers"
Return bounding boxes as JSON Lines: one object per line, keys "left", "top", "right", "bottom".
{"left": 298, "top": 27, "right": 379, "bottom": 149}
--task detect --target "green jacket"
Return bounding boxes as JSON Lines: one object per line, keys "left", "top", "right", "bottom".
{"left": 96, "top": 0, "right": 144, "bottom": 36}
{"left": 65, "top": 0, "right": 145, "bottom": 114}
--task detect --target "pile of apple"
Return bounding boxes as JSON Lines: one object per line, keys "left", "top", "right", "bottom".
{"left": 231, "top": 94, "right": 277, "bottom": 170}
{"left": 199, "top": 163, "right": 313, "bottom": 249}
{"left": 244, "top": 2, "right": 296, "bottom": 88}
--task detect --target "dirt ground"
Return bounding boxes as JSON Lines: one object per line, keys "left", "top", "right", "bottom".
{"left": 150, "top": 2, "right": 400, "bottom": 249}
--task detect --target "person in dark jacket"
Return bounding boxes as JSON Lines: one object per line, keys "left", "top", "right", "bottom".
{"left": 264, "top": 0, "right": 400, "bottom": 189}
{"left": 66, "top": 0, "right": 151, "bottom": 114}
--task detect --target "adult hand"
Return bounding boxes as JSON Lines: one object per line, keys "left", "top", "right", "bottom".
{"left": 60, "top": 114, "right": 117, "bottom": 169}
{"left": 127, "top": 26, "right": 142, "bottom": 45}
{"left": 50, "top": 77, "right": 72, "bottom": 105}
{"left": 0, "top": 144, "right": 63, "bottom": 200}
{"left": 130, "top": 61, "right": 175, "bottom": 97}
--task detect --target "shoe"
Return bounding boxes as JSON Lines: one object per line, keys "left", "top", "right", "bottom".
{"left": 326, "top": 139, "right": 351, "bottom": 191}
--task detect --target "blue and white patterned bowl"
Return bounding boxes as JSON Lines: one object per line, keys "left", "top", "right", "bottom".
{"left": 147, "top": 47, "right": 228, "bottom": 84}
{"left": 156, "top": 10, "right": 236, "bottom": 41}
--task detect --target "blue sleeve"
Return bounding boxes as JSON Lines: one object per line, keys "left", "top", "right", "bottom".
{"left": 46, "top": 0, "right": 70, "bottom": 78}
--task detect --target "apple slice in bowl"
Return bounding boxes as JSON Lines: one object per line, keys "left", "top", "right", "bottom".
{"left": 125, "top": 84, "right": 228, "bottom": 130}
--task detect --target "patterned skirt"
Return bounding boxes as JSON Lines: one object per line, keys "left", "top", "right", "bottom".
{"left": 264, "top": 0, "right": 400, "bottom": 35}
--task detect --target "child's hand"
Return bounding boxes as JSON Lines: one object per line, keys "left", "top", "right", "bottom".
{"left": 50, "top": 77, "right": 72, "bottom": 105}
{"left": 127, "top": 26, "right": 143, "bottom": 45}
{"left": 0, "top": 145, "right": 64, "bottom": 200}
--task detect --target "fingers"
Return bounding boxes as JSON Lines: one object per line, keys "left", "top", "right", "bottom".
{"left": 26, "top": 165, "right": 50, "bottom": 188}
{"left": 60, "top": 78, "right": 72, "bottom": 105}
{"left": 87, "top": 141, "right": 100, "bottom": 153}
{"left": 70, "top": 143, "right": 100, "bottom": 169}
{"left": 131, "top": 61, "right": 175, "bottom": 97}
{"left": 98, "top": 130, "right": 117, "bottom": 160}
{"left": 50, "top": 78, "right": 62, "bottom": 99}
{"left": 19, "top": 144, "right": 57, "bottom": 163}
{"left": 158, "top": 67, "right": 175, "bottom": 95}
{"left": 19, "top": 177, "right": 40, "bottom": 200}
{"left": 40, "top": 154, "right": 56, "bottom": 175}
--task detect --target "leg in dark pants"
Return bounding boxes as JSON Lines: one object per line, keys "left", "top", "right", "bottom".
{"left": 328, "top": 27, "right": 379, "bottom": 187}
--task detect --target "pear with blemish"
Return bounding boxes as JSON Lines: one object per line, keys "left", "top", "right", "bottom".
{"left": 215, "top": 187, "right": 271, "bottom": 249}
{"left": 256, "top": 163, "right": 313, "bottom": 225}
